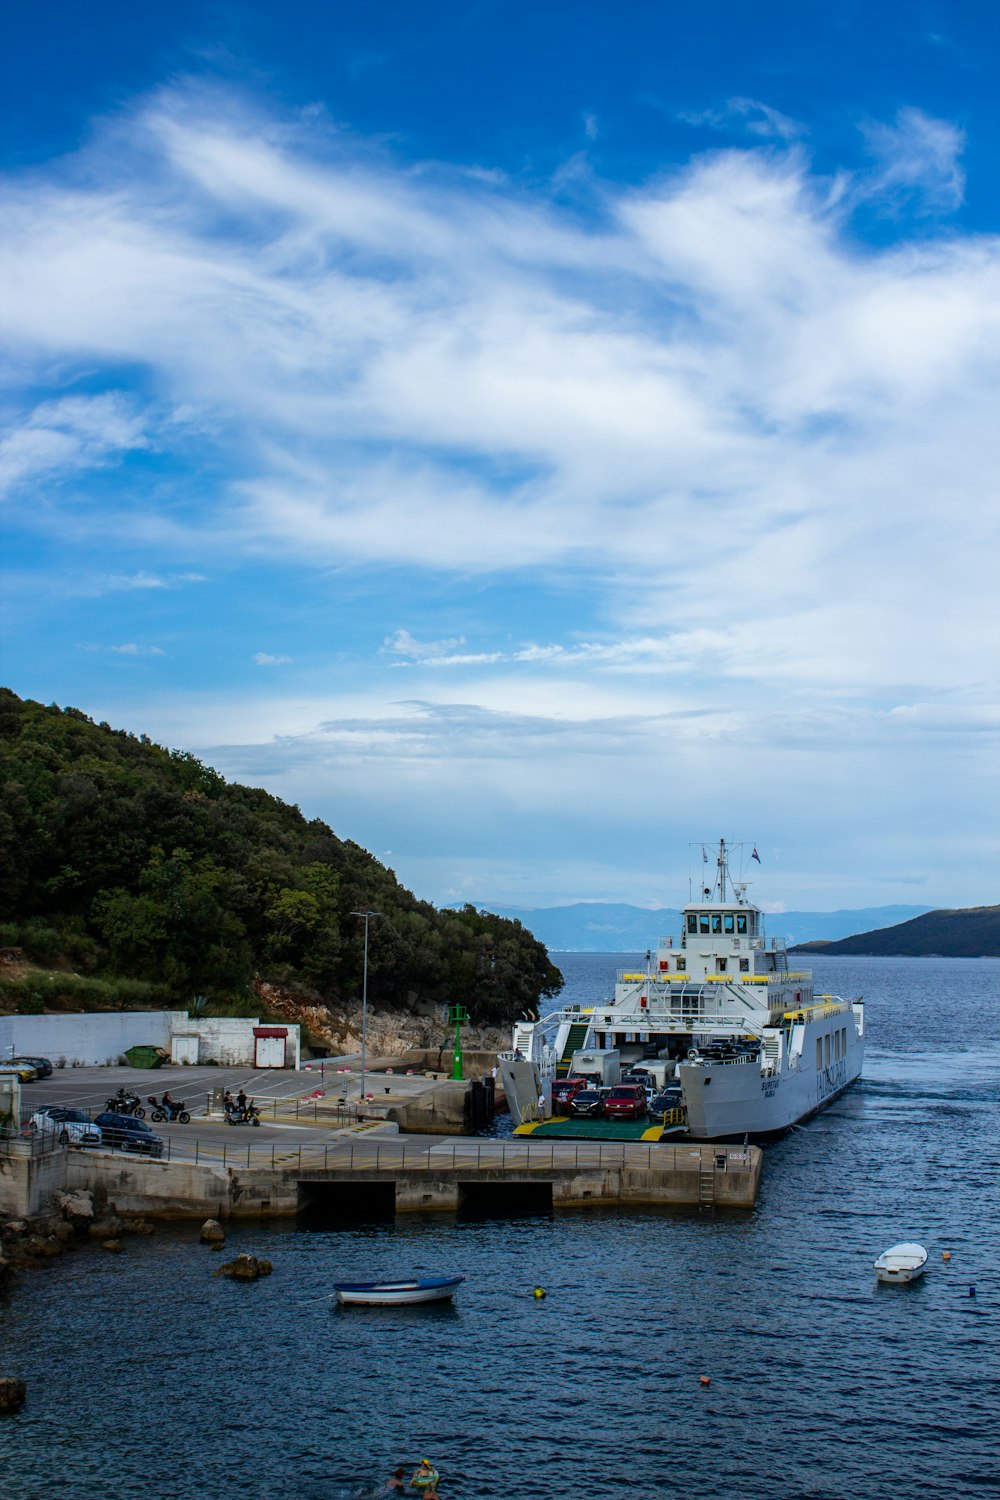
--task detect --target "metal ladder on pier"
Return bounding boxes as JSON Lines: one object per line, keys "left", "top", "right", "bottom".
{"left": 698, "top": 1156, "right": 715, "bottom": 1210}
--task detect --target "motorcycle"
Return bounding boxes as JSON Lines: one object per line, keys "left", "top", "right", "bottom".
{"left": 105, "top": 1090, "right": 144, "bottom": 1117}
{"left": 225, "top": 1099, "right": 261, "bottom": 1127}
{"left": 147, "top": 1095, "right": 191, "bottom": 1124}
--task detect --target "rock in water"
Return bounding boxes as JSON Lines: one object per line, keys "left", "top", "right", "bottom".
{"left": 53, "top": 1189, "right": 95, "bottom": 1228}
{"left": 213, "top": 1254, "right": 272, "bottom": 1281}
{"left": 0, "top": 1378, "right": 26, "bottom": 1413}
{"left": 200, "top": 1219, "right": 226, "bottom": 1245}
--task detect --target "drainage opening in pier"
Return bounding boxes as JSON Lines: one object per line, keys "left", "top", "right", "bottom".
{"left": 297, "top": 1180, "right": 395, "bottom": 1225}
{"left": 457, "top": 1181, "right": 553, "bottom": 1218}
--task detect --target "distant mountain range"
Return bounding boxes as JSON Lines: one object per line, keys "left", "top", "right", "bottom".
{"left": 462, "top": 902, "right": 934, "bottom": 952}
{"left": 790, "top": 906, "right": 1000, "bottom": 957}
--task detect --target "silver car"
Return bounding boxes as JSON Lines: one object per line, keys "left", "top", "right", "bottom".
{"left": 30, "top": 1106, "right": 102, "bottom": 1146}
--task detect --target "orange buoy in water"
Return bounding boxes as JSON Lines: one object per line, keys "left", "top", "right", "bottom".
{"left": 942, "top": 1251, "right": 951, "bottom": 1261}
{"left": 699, "top": 1376, "right": 711, "bottom": 1387}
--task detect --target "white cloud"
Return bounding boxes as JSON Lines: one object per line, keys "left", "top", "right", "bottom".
{"left": 859, "top": 106, "right": 966, "bottom": 215}
{"left": 110, "top": 643, "right": 165, "bottom": 656}
{"left": 679, "top": 97, "right": 803, "bottom": 141}
{"left": 253, "top": 652, "right": 292, "bottom": 665}
{"left": 0, "top": 394, "right": 148, "bottom": 497}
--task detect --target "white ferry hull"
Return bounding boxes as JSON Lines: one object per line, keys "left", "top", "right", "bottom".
{"left": 681, "top": 1039, "right": 865, "bottom": 1141}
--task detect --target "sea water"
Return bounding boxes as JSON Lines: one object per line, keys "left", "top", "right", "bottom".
{"left": 2, "top": 955, "right": 998, "bottom": 1500}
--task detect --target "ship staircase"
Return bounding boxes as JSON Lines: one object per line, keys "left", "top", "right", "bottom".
{"left": 556, "top": 1021, "right": 590, "bottom": 1078}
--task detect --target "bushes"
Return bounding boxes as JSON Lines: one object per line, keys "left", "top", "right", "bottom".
{"left": 0, "top": 972, "right": 172, "bottom": 1014}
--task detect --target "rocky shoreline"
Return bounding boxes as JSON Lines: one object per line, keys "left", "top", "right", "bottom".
{"left": 0, "top": 1188, "right": 159, "bottom": 1292}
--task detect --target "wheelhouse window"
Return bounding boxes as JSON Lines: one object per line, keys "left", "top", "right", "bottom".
{"left": 687, "top": 915, "right": 698, "bottom": 934}
{"left": 724, "top": 914, "right": 735, "bottom": 933}
{"left": 711, "top": 915, "right": 722, "bottom": 933}
{"left": 736, "top": 914, "right": 748, "bottom": 934}
{"left": 699, "top": 915, "right": 710, "bottom": 933}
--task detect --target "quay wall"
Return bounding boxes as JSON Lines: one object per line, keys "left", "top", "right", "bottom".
{"left": 2, "top": 1143, "right": 762, "bottom": 1219}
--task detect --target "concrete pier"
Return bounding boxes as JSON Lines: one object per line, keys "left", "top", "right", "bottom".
{"left": 2, "top": 1135, "right": 762, "bottom": 1219}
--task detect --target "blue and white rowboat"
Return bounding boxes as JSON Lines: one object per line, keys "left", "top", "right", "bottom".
{"left": 333, "top": 1275, "right": 465, "bottom": 1306}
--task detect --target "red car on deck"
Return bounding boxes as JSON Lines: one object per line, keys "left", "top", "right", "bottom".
{"left": 551, "top": 1077, "right": 588, "bottom": 1115}
{"left": 602, "top": 1084, "right": 647, "bottom": 1121}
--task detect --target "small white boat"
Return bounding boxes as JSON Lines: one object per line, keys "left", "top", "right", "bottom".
{"left": 873, "top": 1243, "right": 928, "bottom": 1284}
{"left": 332, "top": 1275, "right": 464, "bottom": 1306}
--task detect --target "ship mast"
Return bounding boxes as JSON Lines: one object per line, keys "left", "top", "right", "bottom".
{"left": 716, "top": 838, "right": 729, "bottom": 902}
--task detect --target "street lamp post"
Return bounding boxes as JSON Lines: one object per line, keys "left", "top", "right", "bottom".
{"left": 351, "top": 909, "right": 379, "bottom": 1108}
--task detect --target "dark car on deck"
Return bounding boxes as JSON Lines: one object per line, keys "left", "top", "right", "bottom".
{"left": 602, "top": 1084, "right": 647, "bottom": 1121}
{"left": 567, "top": 1088, "right": 605, "bottom": 1118}
{"left": 647, "top": 1089, "right": 682, "bottom": 1124}
{"left": 551, "top": 1077, "right": 588, "bottom": 1115}
{"left": 93, "top": 1112, "right": 164, "bottom": 1157}
{"left": 12, "top": 1055, "right": 54, "bottom": 1079}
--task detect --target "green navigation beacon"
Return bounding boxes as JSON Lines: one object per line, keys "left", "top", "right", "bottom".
{"left": 448, "top": 1004, "right": 470, "bottom": 1080}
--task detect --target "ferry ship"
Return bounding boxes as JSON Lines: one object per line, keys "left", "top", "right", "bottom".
{"left": 498, "top": 840, "right": 865, "bottom": 1141}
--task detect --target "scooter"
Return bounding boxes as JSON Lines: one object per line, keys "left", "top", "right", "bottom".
{"left": 225, "top": 1099, "right": 261, "bottom": 1126}
{"left": 147, "top": 1095, "right": 191, "bottom": 1124}
{"left": 105, "top": 1090, "right": 144, "bottom": 1117}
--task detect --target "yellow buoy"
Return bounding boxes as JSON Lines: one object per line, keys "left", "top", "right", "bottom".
{"left": 533, "top": 1287, "right": 546, "bottom": 1299}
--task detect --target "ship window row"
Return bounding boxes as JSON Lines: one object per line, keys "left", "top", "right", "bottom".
{"left": 687, "top": 912, "right": 755, "bottom": 935}
{"left": 815, "top": 1028, "right": 849, "bottom": 1069}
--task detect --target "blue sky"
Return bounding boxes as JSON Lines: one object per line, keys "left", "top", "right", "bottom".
{"left": 3, "top": 2, "right": 999, "bottom": 913}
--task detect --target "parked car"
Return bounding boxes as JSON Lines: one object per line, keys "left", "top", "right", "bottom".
{"left": 603, "top": 1084, "right": 647, "bottom": 1120}
{"left": 12, "top": 1055, "right": 54, "bottom": 1079}
{"left": 551, "top": 1077, "right": 588, "bottom": 1114}
{"left": 567, "top": 1088, "right": 605, "bottom": 1118}
{"left": 30, "top": 1106, "right": 102, "bottom": 1147}
{"left": 0, "top": 1061, "right": 38, "bottom": 1083}
{"left": 92, "top": 1111, "right": 164, "bottom": 1157}
{"left": 647, "top": 1090, "right": 682, "bottom": 1124}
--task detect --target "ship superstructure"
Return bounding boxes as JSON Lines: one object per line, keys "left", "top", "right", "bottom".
{"left": 499, "top": 839, "right": 865, "bottom": 1140}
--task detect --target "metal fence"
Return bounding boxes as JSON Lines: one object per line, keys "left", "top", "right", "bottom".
{"left": 1, "top": 1117, "right": 751, "bottom": 1176}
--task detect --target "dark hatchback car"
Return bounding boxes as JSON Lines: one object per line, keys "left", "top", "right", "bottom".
{"left": 567, "top": 1088, "right": 605, "bottom": 1118}
{"left": 12, "top": 1055, "right": 54, "bottom": 1079}
{"left": 647, "top": 1089, "right": 682, "bottom": 1123}
{"left": 93, "top": 1111, "right": 164, "bottom": 1157}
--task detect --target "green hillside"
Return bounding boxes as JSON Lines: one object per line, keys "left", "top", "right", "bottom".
{"left": 0, "top": 689, "right": 562, "bottom": 1022}
{"left": 791, "top": 906, "right": 1000, "bottom": 957}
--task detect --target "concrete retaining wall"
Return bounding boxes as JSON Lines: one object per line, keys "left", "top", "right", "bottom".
{"left": 0, "top": 1012, "right": 300, "bottom": 1070}
{"left": 1, "top": 1142, "right": 762, "bottom": 1220}
{"left": 0, "top": 1012, "right": 173, "bottom": 1067}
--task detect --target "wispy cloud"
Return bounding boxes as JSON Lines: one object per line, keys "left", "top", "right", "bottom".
{"left": 253, "top": 652, "right": 293, "bottom": 665}
{"left": 0, "top": 394, "right": 148, "bottom": 497}
{"left": 859, "top": 106, "right": 966, "bottom": 214}
{"left": 678, "top": 96, "right": 804, "bottom": 141}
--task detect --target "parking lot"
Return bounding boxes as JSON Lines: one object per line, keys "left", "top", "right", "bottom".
{"left": 13, "top": 1058, "right": 457, "bottom": 1163}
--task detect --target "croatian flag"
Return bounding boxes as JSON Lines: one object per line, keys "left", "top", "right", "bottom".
{"left": 752, "top": 847, "right": 761, "bottom": 863}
